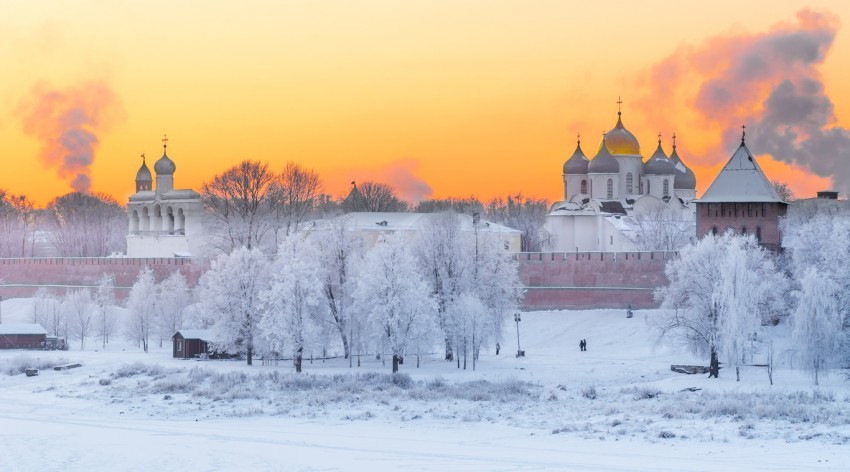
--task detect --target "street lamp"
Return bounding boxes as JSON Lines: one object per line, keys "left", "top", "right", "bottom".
{"left": 514, "top": 312, "right": 524, "bottom": 357}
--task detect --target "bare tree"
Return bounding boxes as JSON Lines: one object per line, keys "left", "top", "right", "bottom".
{"left": 485, "top": 194, "right": 550, "bottom": 251}
{"left": 771, "top": 180, "right": 795, "bottom": 202}
{"left": 64, "top": 289, "right": 95, "bottom": 350}
{"left": 156, "top": 271, "right": 192, "bottom": 346}
{"left": 44, "top": 192, "right": 126, "bottom": 256}
{"left": 126, "top": 267, "right": 157, "bottom": 352}
{"left": 202, "top": 160, "right": 276, "bottom": 253}
{"left": 268, "top": 162, "right": 322, "bottom": 246}
{"left": 94, "top": 274, "right": 118, "bottom": 348}
{"left": 415, "top": 197, "right": 484, "bottom": 215}
{"left": 0, "top": 190, "right": 36, "bottom": 257}
{"left": 343, "top": 181, "right": 408, "bottom": 213}
{"left": 624, "top": 205, "right": 695, "bottom": 251}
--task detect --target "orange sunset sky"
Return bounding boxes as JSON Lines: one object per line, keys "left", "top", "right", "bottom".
{"left": 1, "top": 1, "right": 849, "bottom": 207}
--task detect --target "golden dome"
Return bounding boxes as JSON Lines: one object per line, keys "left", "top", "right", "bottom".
{"left": 596, "top": 113, "right": 641, "bottom": 156}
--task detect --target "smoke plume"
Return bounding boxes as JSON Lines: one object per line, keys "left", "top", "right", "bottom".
{"left": 637, "top": 9, "right": 850, "bottom": 194}
{"left": 17, "top": 81, "right": 120, "bottom": 193}
{"left": 336, "top": 158, "right": 433, "bottom": 203}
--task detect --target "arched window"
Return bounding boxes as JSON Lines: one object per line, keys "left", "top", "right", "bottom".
{"left": 647, "top": 181, "right": 651, "bottom": 195}
{"left": 741, "top": 226, "right": 748, "bottom": 235}
{"left": 141, "top": 207, "right": 150, "bottom": 232}
{"left": 153, "top": 205, "right": 162, "bottom": 232}
{"left": 663, "top": 179, "right": 669, "bottom": 197}
{"left": 176, "top": 208, "right": 185, "bottom": 234}
{"left": 711, "top": 226, "right": 718, "bottom": 236}
{"left": 130, "top": 210, "right": 140, "bottom": 233}
{"left": 626, "top": 173, "right": 633, "bottom": 194}
{"left": 610, "top": 235, "right": 614, "bottom": 246}
{"left": 166, "top": 206, "right": 175, "bottom": 234}
{"left": 606, "top": 179, "right": 613, "bottom": 199}
{"left": 580, "top": 179, "right": 587, "bottom": 194}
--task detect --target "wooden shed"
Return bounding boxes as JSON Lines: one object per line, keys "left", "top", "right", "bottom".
{"left": 0, "top": 324, "right": 48, "bottom": 349}
{"left": 172, "top": 329, "right": 213, "bottom": 359}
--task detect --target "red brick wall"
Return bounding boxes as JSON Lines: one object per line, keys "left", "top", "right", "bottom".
{"left": 696, "top": 202, "right": 787, "bottom": 249}
{"left": 2, "top": 253, "right": 673, "bottom": 310}
{"left": 0, "top": 258, "right": 207, "bottom": 299}
{"left": 516, "top": 252, "right": 672, "bottom": 310}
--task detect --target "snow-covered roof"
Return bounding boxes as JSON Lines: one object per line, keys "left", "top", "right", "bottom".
{"left": 316, "top": 212, "right": 522, "bottom": 235}
{"left": 699, "top": 142, "right": 783, "bottom": 203}
{"left": 174, "top": 329, "right": 214, "bottom": 341}
{"left": 0, "top": 323, "right": 47, "bottom": 335}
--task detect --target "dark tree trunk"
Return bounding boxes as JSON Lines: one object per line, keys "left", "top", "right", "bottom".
{"left": 247, "top": 346, "right": 253, "bottom": 366}
{"left": 392, "top": 354, "right": 400, "bottom": 373}
{"left": 445, "top": 338, "right": 453, "bottom": 361}
{"left": 709, "top": 349, "right": 719, "bottom": 378}
{"left": 295, "top": 347, "right": 303, "bottom": 373}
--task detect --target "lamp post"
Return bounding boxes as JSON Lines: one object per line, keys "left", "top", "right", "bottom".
{"left": 514, "top": 312, "right": 523, "bottom": 357}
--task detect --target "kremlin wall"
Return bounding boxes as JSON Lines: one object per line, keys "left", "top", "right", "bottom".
{"left": 0, "top": 252, "right": 668, "bottom": 310}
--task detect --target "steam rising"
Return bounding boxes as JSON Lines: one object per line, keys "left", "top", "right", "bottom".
{"left": 340, "top": 159, "right": 433, "bottom": 203}
{"left": 17, "top": 81, "right": 119, "bottom": 193}
{"left": 639, "top": 9, "right": 850, "bottom": 193}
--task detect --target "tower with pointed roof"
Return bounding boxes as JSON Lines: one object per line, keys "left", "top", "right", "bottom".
{"left": 696, "top": 128, "right": 787, "bottom": 250}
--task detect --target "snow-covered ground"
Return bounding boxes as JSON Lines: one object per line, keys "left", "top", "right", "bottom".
{"left": 1, "top": 297, "right": 848, "bottom": 471}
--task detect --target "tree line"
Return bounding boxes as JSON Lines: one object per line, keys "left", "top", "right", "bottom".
{"left": 124, "top": 211, "right": 521, "bottom": 373}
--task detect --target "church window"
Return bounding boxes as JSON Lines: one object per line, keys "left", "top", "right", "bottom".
{"left": 663, "top": 179, "right": 669, "bottom": 197}
{"left": 606, "top": 179, "right": 613, "bottom": 199}
{"left": 626, "top": 173, "right": 633, "bottom": 194}
{"left": 610, "top": 235, "right": 614, "bottom": 246}
{"left": 581, "top": 179, "right": 587, "bottom": 194}
{"left": 646, "top": 181, "right": 651, "bottom": 195}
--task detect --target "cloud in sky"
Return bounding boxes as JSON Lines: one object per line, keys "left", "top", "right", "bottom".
{"left": 329, "top": 158, "right": 433, "bottom": 203}
{"left": 637, "top": 9, "right": 850, "bottom": 194}
{"left": 16, "top": 81, "right": 121, "bottom": 194}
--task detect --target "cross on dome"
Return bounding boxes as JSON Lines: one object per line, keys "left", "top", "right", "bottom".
{"left": 616, "top": 96, "right": 623, "bottom": 116}
{"left": 672, "top": 132, "right": 677, "bottom": 149}
{"left": 162, "top": 134, "right": 169, "bottom": 150}
{"left": 741, "top": 124, "right": 746, "bottom": 144}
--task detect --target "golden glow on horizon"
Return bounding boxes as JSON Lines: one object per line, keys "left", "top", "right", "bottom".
{"left": 1, "top": 1, "right": 849, "bottom": 206}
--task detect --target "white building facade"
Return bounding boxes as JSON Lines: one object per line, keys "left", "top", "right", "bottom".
{"left": 126, "top": 139, "right": 206, "bottom": 257}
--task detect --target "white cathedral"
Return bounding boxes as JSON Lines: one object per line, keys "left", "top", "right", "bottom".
{"left": 544, "top": 108, "right": 697, "bottom": 252}
{"left": 126, "top": 137, "right": 206, "bottom": 257}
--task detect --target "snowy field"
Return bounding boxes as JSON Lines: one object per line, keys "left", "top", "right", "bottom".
{"left": 1, "top": 297, "right": 848, "bottom": 471}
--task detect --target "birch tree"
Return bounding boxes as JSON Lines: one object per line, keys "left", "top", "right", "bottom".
{"left": 126, "top": 267, "right": 157, "bottom": 352}
{"left": 94, "top": 274, "right": 118, "bottom": 348}
{"left": 354, "top": 234, "right": 437, "bottom": 373}
{"left": 260, "top": 237, "right": 325, "bottom": 372}
{"left": 793, "top": 268, "right": 845, "bottom": 385}
{"left": 64, "top": 289, "right": 95, "bottom": 350}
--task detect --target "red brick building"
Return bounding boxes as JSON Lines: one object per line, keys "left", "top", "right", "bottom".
{"left": 696, "top": 135, "right": 787, "bottom": 250}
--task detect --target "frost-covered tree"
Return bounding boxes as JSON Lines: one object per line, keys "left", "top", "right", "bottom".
{"left": 354, "top": 234, "right": 437, "bottom": 372}
{"left": 260, "top": 237, "right": 325, "bottom": 372}
{"left": 155, "top": 271, "right": 192, "bottom": 347}
{"left": 94, "top": 274, "right": 118, "bottom": 348}
{"left": 447, "top": 293, "right": 494, "bottom": 370}
{"left": 793, "top": 268, "right": 845, "bottom": 385}
{"left": 416, "top": 212, "right": 470, "bottom": 360}
{"left": 63, "top": 289, "right": 95, "bottom": 350}
{"left": 654, "top": 233, "right": 788, "bottom": 378}
{"left": 126, "top": 267, "right": 157, "bottom": 352}
{"left": 199, "top": 246, "right": 271, "bottom": 365}
{"left": 623, "top": 204, "right": 694, "bottom": 251}
{"left": 485, "top": 194, "right": 550, "bottom": 251}
{"left": 311, "top": 218, "right": 365, "bottom": 360}
{"left": 415, "top": 212, "right": 521, "bottom": 364}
